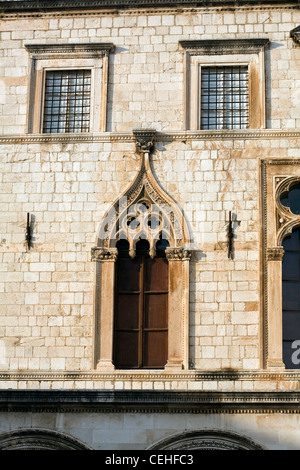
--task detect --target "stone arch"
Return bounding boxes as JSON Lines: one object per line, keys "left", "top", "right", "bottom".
{"left": 0, "top": 428, "right": 91, "bottom": 450}
{"left": 147, "top": 430, "right": 264, "bottom": 451}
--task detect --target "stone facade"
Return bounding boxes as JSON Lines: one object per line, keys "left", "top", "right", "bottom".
{"left": 0, "top": 0, "right": 300, "bottom": 451}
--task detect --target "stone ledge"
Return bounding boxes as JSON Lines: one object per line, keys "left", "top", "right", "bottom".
{"left": 0, "top": 129, "right": 300, "bottom": 145}
{"left": 1, "top": 369, "right": 300, "bottom": 381}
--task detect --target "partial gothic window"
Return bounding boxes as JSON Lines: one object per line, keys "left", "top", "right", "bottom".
{"left": 113, "top": 238, "right": 169, "bottom": 369}
{"left": 282, "top": 228, "right": 300, "bottom": 369}
{"left": 262, "top": 163, "right": 300, "bottom": 371}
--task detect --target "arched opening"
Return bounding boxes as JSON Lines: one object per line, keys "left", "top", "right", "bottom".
{"left": 113, "top": 237, "right": 169, "bottom": 369}
{"left": 147, "top": 430, "right": 264, "bottom": 451}
{"left": 0, "top": 429, "right": 91, "bottom": 450}
{"left": 282, "top": 226, "right": 300, "bottom": 369}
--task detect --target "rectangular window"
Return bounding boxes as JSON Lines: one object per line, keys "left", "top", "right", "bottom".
{"left": 43, "top": 69, "right": 91, "bottom": 134}
{"left": 200, "top": 65, "right": 249, "bottom": 130}
{"left": 179, "top": 39, "right": 269, "bottom": 130}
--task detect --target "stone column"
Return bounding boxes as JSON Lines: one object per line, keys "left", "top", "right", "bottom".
{"left": 266, "top": 246, "right": 286, "bottom": 370}
{"left": 165, "top": 247, "right": 191, "bottom": 370}
{"left": 91, "top": 247, "right": 117, "bottom": 371}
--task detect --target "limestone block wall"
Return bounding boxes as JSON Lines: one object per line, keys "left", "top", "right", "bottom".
{"left": 0, "top": 3, "right": 300, "bottom": 380}
{"left": 0, "top": 5, "right": 299, "bottom": 134}
{"left": 0, "top": 133, "right": 300, "bottom": 375}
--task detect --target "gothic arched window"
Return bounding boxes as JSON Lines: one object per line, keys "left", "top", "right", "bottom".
{"left": 113, "top": 239, "right": 169, "bottom": 369}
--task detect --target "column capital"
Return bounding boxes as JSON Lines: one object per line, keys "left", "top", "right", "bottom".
{"left": 91, "top": 247, "right": 118, "bottom": 262}
{"left": 166, "top": 247, "right": 192, "bottom": 261}
{"left": 267, "top": 246, "right": 285, "bottom": 261}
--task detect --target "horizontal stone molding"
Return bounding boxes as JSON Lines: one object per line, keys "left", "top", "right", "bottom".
{"left": 0, "top": 390, "right": 300, "bottom": 414}
{"left": 1, "top": 130, "right": 300, "bottom": 145}
{"left": 1, "top": 370, "right": 300, "bottom": 381}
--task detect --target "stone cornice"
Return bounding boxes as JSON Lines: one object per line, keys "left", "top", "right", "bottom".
{"left": 0, "top": 130, "right": 300, "bottom": 145}
{"left": 0, "top": 389, "right": 300, "bottom": 413}
{"left": 0, "top": 0, "right": 298, "bottom": 14}
{"left": 24, "top": 42, "right": 115, "bottom": 59}
{"left": 179, "top": 38, "right": 270, "bottom": 55}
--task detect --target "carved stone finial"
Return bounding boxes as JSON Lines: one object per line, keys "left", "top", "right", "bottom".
{"left": 133, "top": 128, "right": 156, "bottom": 155}
{"left": 291, "top": 26, "right": 300, "bottom": 45}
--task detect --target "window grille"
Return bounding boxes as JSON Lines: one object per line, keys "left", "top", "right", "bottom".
{"left": 201, "top": 66, "right": 249, "bottom": 130}
{"left": 43, "top": 69, "right": 91, "bottom": 133}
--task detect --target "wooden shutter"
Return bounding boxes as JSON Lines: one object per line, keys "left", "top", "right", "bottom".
{"left": 114, "top": 249, "right": 168, "bottom": 369}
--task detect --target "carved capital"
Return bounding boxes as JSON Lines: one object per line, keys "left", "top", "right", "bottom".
{"left": 166, "top": 247, "right": 192, "bottom": 261}
{"left": 267, "top": 247, "right": 285, "bottom": 262}
{"left": 133, "top": 128, "right": 156, "bottom": 154}
{"left": 91, "top": 247, "right": 118, "bottom": 262}
{"left": 291, "top": 26, "right": 300, "bottom": 45}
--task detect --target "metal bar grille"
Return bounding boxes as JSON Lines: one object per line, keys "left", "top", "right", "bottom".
{"left": 43, "top": 69, "right": 91, "bottom": 134}
{"left": 200, "top": 65, "right": 249, "bottom": 130}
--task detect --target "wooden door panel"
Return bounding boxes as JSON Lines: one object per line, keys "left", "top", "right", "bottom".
{"left": 114, "top": 331, "right": 139, "bottom": 368}
{"left": 143, "top": 331, "right": 168, "bottom": 368}
{"left": 144, "top": 294, "right": 168, "bottom": 329}
{"left": 116, "top": 258, "right": 140, "bottom": 292}
{"left": 115, "top": 294, "right": 139, "bottom": 330}
{"left": 145, "top": 257, "right": 168, "bottom": 292}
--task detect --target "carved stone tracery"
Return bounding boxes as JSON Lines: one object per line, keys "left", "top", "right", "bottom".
{"left": 93, "top": 129, "right": 191, "bottom": 260}
{"left": 275, "top": 176, "right": 300, "bottom": 246}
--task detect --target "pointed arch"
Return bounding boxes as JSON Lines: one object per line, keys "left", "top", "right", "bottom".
{"left": 96, "top": 151, "right": 191, "bottom": 257}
